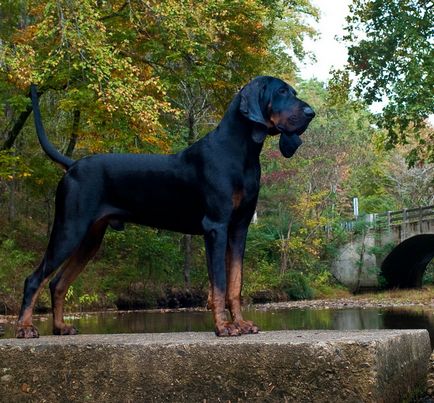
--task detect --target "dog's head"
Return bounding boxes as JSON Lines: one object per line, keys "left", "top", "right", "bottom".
{"left": 239, "top": 76, "right": 315, "bottom": 158}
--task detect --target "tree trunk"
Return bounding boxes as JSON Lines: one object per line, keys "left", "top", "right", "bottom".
{"left": 279, "top": 220, "right": 293, "bottom": 276}
{"left": 65, "top": 110, "right": 80, "bottom": 157}
{"left": 182, "top": 109, "right": 196, "bottom": 287}
{"left": 354, "top": 229, "right": 367, "bottom": 293}
{"left": 280, "top": 241, "right": 288, "bottom": 276}
{"left": 1, "top": 103, "right": 33, "bottom": 150}
{"left": 183, "top": 234, "right": 192, "bottom": 288}
{"left": 7, "top": 179, "right": 16, "bottom": 222}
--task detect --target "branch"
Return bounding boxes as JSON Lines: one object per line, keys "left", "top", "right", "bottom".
{"left": 100, "top": 1, "right": 129, "bottom": 21}
{"left": 0, "top": 85, "right": 51, "bottom": 150}
{"left": 1, "top": 103, "right": 33, "bottom": 150}
{"left": 64, "top": 109, "right": 80, "bottom": 157}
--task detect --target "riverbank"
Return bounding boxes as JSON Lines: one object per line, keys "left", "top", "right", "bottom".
{"left": 256, "top": 287, "right": 434, "bottom": 311}
{"left": 1, "top": 286, "right": 434, "bottom": 326}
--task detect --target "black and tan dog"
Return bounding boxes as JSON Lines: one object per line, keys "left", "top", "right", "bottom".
{"left": 16, "top": 76, "right": 314, "bottom": 338}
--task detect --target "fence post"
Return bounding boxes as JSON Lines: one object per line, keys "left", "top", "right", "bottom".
{"left": 387, "top": 211, "right": 391, "bottom": 227}
{"left": 419, "top": 206, "right": 423, "bottom": 233}
{"left": 402, "top": 208, "right": 408, "bottom": 240}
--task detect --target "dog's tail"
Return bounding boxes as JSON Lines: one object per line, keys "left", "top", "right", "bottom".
{"left": 30, "top": 84, "right": 74, "bottom": 170}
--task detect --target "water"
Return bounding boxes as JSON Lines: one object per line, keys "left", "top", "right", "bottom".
{"left": 2, "top": 306, "right": 434, "bottom": 346}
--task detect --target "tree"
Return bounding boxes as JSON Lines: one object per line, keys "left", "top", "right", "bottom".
{"left": 0, "top": 0, "right": 173, "bottom": 154}
{"left": 343, "top": 0, "right": 434, "bottom": 166}
{"left": 0, "top": 1, "right": 321, "bottom": 302}
{"left": 1, "top": 0, "right": 318, "bottom": 154}
{"left": 384, "top": 146, "right": 434, "bottom": 207}
{"left": 125, "top": 0, "right": 318, "bottom": 285}
{"left": 252, "top": 78, "right": 379, "bottom": 281}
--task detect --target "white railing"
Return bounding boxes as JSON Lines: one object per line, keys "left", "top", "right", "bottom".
{"left": 339, "top": 205, "right": 434, "bottom": 231}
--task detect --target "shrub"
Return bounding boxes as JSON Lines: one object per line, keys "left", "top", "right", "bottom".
{"left": 0, "top": 239, "right": 36, "bottom": 312}
{"left": 280, "top": 271, "right": 314, "bottom": 300}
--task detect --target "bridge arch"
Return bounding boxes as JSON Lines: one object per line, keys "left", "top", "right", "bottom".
{"left": 381, "top": 234, "right": 434, "bottom": 288}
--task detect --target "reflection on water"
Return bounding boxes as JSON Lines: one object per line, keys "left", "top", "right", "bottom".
{"left": 2, "top": 307, "right": 434, "bottom": 347}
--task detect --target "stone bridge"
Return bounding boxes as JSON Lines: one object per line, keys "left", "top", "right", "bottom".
{"left": 332, "top": 205, "right": 434, "bottom": 290}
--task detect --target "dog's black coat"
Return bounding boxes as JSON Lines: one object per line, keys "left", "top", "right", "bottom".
{"left": 17, "top": 76, "right": 314, "bottom": 337}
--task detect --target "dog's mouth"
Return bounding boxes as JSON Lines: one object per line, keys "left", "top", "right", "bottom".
{"left": 270, "top": 112, "right": 313, "bottom": 158}
{"left": 276, "top": 121, "right": 309, "bottom": 137}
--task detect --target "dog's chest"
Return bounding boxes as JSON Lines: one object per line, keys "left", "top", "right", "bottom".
{"left": 232, "top": 168, "right": 260, "bottom": 210}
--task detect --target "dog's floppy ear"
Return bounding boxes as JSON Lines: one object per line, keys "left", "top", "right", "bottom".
{"left": 239, "top": 78, "right": 268, "bottom": 143}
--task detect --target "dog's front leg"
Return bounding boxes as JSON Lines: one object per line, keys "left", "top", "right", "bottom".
{"left": 203, "top": 219, "right": 240, "bottom": 337}
{"left": 226, "top": 225, "right": 259, "bottom": 334}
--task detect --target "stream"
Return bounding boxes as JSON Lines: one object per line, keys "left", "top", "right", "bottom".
{"left": 2, "top": 306, "right": 434, "bottom": 347}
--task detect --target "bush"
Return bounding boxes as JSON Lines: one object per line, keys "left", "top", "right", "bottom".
{"left": 281, "top": 271, "right": 313, "bottom": 300}
{"left": 423, "top": 259, "right": 434, "bottom": 285}
{"left": 115, "top": 285, "right": 162, "bottom": 310}
{"left": 0, "top": 239, "right": 36, "bottom": 313}
{"left": 243, "top": 258, "right": 280, "bottom": 297}
{"left": 309, "top": 270, "right": 349, "bottom": 298}
{"left": 280, "top": 271, "right": 314, "bottom": 300}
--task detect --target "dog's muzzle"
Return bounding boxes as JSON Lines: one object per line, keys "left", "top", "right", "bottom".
{"left": 278, "top": 107, "right": 314, "bottom": 158}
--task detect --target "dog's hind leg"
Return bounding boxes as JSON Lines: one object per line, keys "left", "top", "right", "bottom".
{"left": 49, "top": 220, "right": 107, "bottom": 335}
{"left": 16, "top": 217, "right": 93, "bottom": 338}
{"left": 50, "top": 220, "right": 107, "bottom": 335}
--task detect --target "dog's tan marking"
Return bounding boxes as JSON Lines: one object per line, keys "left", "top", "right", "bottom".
{"left": 20, "top": 278, "right": 49, "bottom": 326}
{"left": 52, "top": 253, "right": 87, "bottom": 332}
{"left": 52, "top": 220, "right": 106, "bottom": 333}
{"left": 232, "top": 189, "right": 244, "bottom": 209}
{"left": 226, "top": 256, "right": 243, "bottom": 321}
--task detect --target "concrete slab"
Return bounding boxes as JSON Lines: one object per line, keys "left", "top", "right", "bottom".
{"left": 0, "top": 330, "right": 430, "bottom": 402}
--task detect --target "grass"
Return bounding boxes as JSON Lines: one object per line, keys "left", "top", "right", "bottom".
{"left": 312, "top": 284, "right": 352, "bottom": 299}
{"left": 308, "top": 282, "right": 434, "bottom": 306}
{"left": 348, "top": 286, "right": 434, "bottom": 305}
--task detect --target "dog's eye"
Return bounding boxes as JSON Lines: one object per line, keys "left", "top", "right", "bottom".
{"left": 278, "top": 88, "right": 288, "bottom": 95}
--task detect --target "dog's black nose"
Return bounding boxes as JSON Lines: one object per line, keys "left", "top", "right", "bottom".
{"left": 303, "top": 106, "right": 315, "bottom": 119}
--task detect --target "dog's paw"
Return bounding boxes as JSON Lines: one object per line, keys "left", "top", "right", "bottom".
{"left": 16, "top": 324, "right": 39, "bottom": 339}
{"left": 234, "top": 319, "right": 259, "bottom": 335}
{"left": 53, "top": 324, "right": 79, "bottom": 336}
{"left": 215, "top": 322, "right": 241, "bottom": 337}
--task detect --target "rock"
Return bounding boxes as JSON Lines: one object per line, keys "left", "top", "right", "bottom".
{"left": 1, "top": 375, "right": 12, "bottom": 383}
{"left": 0, "top": 330, "right": 430, "bottom": 402}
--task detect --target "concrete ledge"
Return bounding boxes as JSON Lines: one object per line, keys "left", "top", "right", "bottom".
{"left": 0, "top": 330, "right": 430, "bottom": 402}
